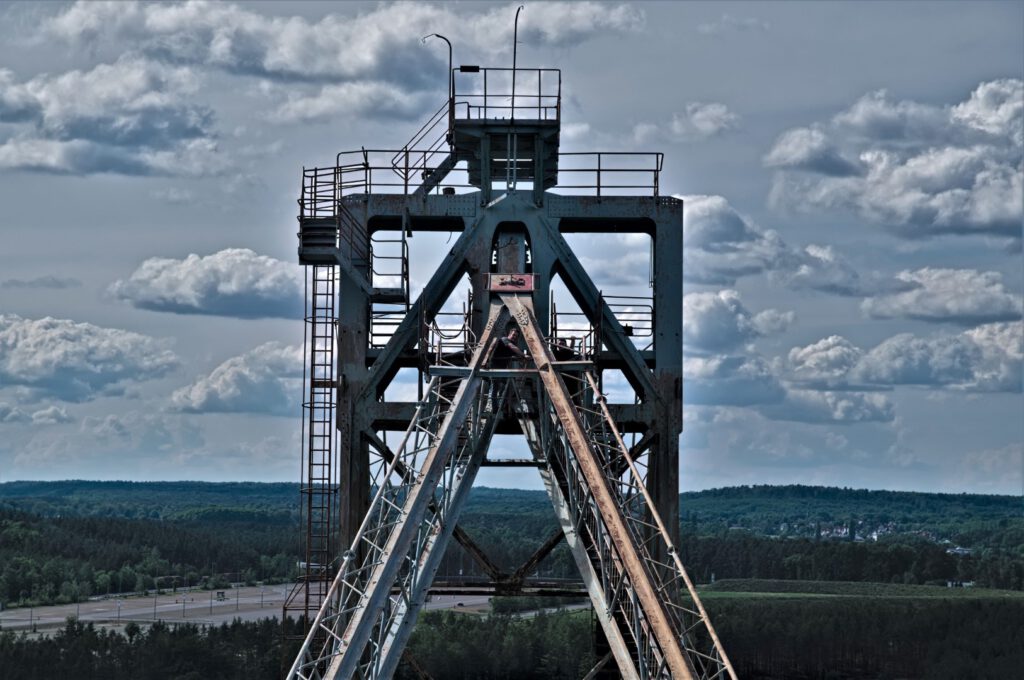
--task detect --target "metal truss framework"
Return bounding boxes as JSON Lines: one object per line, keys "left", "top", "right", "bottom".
{"left": 286, "top": 296, "right": 735, "bottom": 680}
{"left": 286, "top": 59, "right": 737, "bottom": 679}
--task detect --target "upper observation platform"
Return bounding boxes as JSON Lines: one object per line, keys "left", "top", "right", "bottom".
{"left": 297, "top": 64, "right": 664, "bottom": 223}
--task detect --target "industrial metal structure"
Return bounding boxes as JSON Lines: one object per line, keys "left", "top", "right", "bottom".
{"left": 282, "top": 53, "right": 735, "bottom": 679}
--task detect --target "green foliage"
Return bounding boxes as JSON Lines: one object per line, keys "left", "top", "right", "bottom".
{"left": 0, "top": 617, "right": 301, "bottom": 680}
{"left": 0, "top": 507, "right": 298, "bottom": 607}
{"left": 399, "top": 610, "right": 597, "bottom": 680}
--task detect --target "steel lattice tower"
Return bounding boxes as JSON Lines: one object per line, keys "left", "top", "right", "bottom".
{"left": 282, "top": 60, "right": 736, "bottom": 680}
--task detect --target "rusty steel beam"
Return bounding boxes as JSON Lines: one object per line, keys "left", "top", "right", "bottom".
{"left": 510, "top": 530, "right": 565, "bottom": 582}
{"left": 503, "top": 293, "right": 697, "bottom": 680}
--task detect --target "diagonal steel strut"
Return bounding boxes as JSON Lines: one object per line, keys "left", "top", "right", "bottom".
{"left": 288, "top": 294, "right": 734, "bottom": 680}
{"left": 503, "top": 293, "right": 736, "bottom": 680}
{"left": 287, "top": 302, "right": 510, "bottom": 680}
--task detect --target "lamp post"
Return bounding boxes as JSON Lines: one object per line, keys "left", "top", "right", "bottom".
{"left": 511, "top": 5, "right": 524, "bottom": 120}
{"left": 422, "top": 33, "right": 453, "bottom": 139}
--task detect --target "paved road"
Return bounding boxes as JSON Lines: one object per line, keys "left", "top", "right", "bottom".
{"left": 0, "top": 589, "right": 581, "bottom": 634}
{"left": 0, "top": 584, "right": 295, "bottom": 632}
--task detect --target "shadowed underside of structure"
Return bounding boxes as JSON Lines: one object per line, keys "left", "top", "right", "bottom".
{"left": 282, "top": 60, "right": 736, "bottom": 680}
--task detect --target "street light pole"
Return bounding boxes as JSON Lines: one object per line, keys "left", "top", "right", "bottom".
{"left": 422, "top": 33, "right": 454, "bottom": 140}
{"left": 511, "top": 5, "right": 524, "bottom": 120}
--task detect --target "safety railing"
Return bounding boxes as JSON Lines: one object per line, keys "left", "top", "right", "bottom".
{"left": 370, "top": 232, "right": 409, "bottom": 302}
{"left": 427, "top": 307, "right": 477, "bottom": 367}
{"left": 550, "top": 302, "right": 598, "bottom": 359}
{"left": 304, "top": 150, "right": 664, "bottom": 200}
{"left": 452, "top": 67, "right": 561, "bottom": 121}
{"left": 556, "top": 152, "right": 663, "bottom": 198}
{"left": 551, "top": 293, "right": 654, "bottom": 356}
{"left": 604, "top": 295, "right": 653, "bottom": 339}
{"left": 298, "top": 166, "right": 370, "bottom": 263}
{"left": 389, "top": 102, "right": 452, "bottom": 186}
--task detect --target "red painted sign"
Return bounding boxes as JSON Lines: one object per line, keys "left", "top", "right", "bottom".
{"left": 488, "top": 273, "right": 535, "bottom": 292}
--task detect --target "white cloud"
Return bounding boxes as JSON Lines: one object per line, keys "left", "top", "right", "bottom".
{"left": 109, "top": 248, "right": 303, "bottom": 319}
{"left": 767, "top": 80, "right": 1024, "bottom": 241}
{"left": 0, "top": 402, "right": 30, "bottom": 423}
{"left": 0, "top": 314, "right": 178, "bottom": 401}
{"left": 270, "top": 81, "right": 429, "bottom": 124}
{"left": 0, "top": 56, "right": 223, "bottom": 176}
{"left": 681, "top": 195, "right": 789, "bottom": 285}
{"left": 635, "top": 102, "right": 739, "bottom": 143}
{"left": 764, "top": 127, "right": 861, "bottom": 176}
{"left": 683, "top": 289, "right": 793, "bottom": 351}
{"left": 684, "top": 354, "right": 785, "bottom": 406}
{"left": 854, "top": 322, "right": 1021, "bottom": 391}
{"left": 696, "top": 13, "right": 770, "bottom": 36}
{"left": 787, "top": 335, "right": 865, "bottom": 383}
{"left": 962, "top": 321, "right": 1024, "bottom": 391}
{"left": 788, "top": 322, "right": 1022, "bottom": 393}
{"left": 170, "top": 342, "right": 303, "bottom": 415}
{"left": 681, "top": 194, "right": 891, "bottom": 295}
{"left": 672, "top": 103, "right": 739, "bottom": 139}
{"left": 951, "top": 79, "right": 1024, "bottom": 143}
{"left": 1, "top": 275, "right": 81, "bottom": 289}
{"left": 862, "top": 268, "right": 1022, "bottom": 325}
{"left": 43, "top": 1, "right": 642, "bottom": 83}
{"left": 31, "top": 405, "right": 74, "bottom": 425}
{"left": 761, "top": 389, "right": 895, "bottom": 424}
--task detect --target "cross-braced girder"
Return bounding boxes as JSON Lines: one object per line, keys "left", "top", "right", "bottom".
{"left": 286, "top": 297, "right": 734, "bottom": 680}
{"left": 286, "top": 304, "right": 511, "bottom": 680}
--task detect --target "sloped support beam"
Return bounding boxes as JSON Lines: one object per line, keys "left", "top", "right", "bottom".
{"left": 535, "top": 214, "right": 659, "bottom": 403}
{"left": 503, "top": 293, "right": 696, "bottom": 680}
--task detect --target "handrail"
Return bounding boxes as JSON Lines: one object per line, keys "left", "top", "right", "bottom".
{"left": 452, "top": 67, "right": 561, "bottom": 122}
{"left": 300, "top": 149, "right": 663, "bottom": 204}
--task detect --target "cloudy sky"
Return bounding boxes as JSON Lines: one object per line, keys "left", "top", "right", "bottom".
{"left": 0, "top": 1, "right": 1020, "bottom": 494}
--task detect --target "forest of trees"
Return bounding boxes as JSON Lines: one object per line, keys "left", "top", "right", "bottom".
{"left": 3, "top": 596, "right": 1023, "bottom": 679}
{"left": 1, "top": 481, "right": 1022, "bottom": 608}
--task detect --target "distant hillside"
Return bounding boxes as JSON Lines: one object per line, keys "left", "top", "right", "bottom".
{"left": 1, "top": 480, "right": 1021, "bottom": 550}
{"left": 0, "top": 480, "right": 298, "bottom": 521}
{"left": 2, "top": 481, "right": 1022, "bottom": 608}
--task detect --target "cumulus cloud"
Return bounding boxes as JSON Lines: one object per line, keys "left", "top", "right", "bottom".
{"left": 0, "top": 57, "right": 224, "bottom": 176}
{"left": 270, "top": 81, "right": 429, "bottom": 124}
{"left": 787, "top": 335, "right": 865, "bottom": 385}
{"left": 764, "top": 127, "right": 861, "bottom": 177}
{"left": 0, "top": 314, "right": 178, "bottom": 401}
{"left": 31, "top": 405, "right": 74, "bottom": 425}
{"left": 684, "top": 354, "right": 785, "bottom": 406}
{"left": 789, "top": 322, "right": 1021, "bottom": 392}
{"left": 683, "top": 289, "right": 793, "bottom": 351}
{"left": 681, "top": 194, "right": 895, "bottom": 296}
{"left": 766, "top": 80, "right": 1024, "bottom": 241}
{"left": 170, "top": 342, "right": 303, "bottom": 415}
{"left": 962, "top": 321, "right": 1024, "bottom": 391}
{"left": 109, "top": 248, "right": 303, "bottom": 319}
{"left": 862, "top": 268, "right": 1022, "bottom": 325}
{"left": 760, "top": 389, "right": 895, "bottom": 424}
{"left": 44, "top": 2, "right": 642, "bottom": 82}
{"left": 0, "top": 402, "right": 30, "bottom": 423}
{"left": 1, "top": 275, "right": 81, "bottom": 289}
{"left": 634, "top": 102, "right": 739, "bottom": 143}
